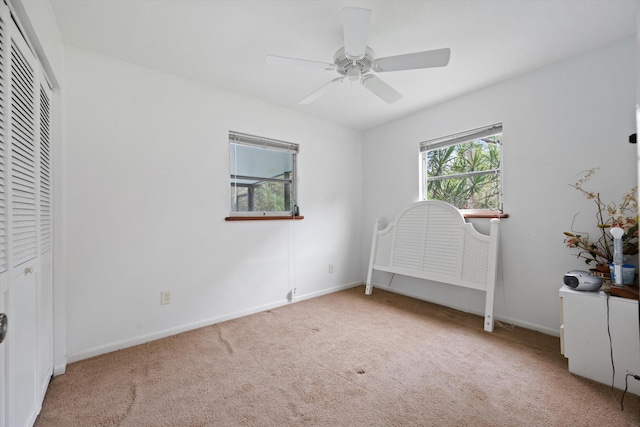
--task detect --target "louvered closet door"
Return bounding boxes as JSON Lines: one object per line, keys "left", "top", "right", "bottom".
{"left": 0, "top": 4, "right": 53, "bottom": 425}
{"left": 5, "top": 7, "right": 43, "bottom": 427}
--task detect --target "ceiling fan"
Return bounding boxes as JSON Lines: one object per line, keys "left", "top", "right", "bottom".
{"left": 266, "top": 7, "right": 451, "bottom": 105}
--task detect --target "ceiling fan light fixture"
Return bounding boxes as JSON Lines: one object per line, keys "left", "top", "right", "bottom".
{"left": 333, "top": 47, "right": 373, "bottom": 77}
{"left": 347, "top": 67, "right": 360, "bottom": 81}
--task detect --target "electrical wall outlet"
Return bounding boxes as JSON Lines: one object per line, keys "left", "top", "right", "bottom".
{"left": 329, "top": 264, "right": 334, "bottom": 273}
{"left": 161, "top": 290, "right": 171, "bottom": 305}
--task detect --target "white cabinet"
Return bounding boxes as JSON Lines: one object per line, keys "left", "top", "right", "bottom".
{"left": 560, "top": 286, "right": 640, "bottom": 396}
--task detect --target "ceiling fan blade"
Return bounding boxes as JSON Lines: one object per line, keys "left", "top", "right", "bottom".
{"left": 361, "top": 75, "right": 402, "bottom": 104}
{"left": 372, "top": 48, "right": 451, "bottom": 72}
{"left": 299, "top": 77, "right": 345, "bottom": 104}
{"left": 343, "top": 7, "right": 371, "bottom": 59}
{"left": 266, "top": 55, "right": 337, "bottom": 71}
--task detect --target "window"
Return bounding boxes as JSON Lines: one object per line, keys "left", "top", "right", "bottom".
{"left": 229, "top": 131, "right": 298, "bottom": 217}
{"left": 420, "top": 123, "right": 502, "bottom": 212}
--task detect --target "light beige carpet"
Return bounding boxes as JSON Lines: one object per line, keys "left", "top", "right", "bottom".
{"left": 36, "top": 286, "right": 640, "bottom": 426}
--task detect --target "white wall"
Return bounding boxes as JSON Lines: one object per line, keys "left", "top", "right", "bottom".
{"left": 363, "top": 37, "right": 637, "bottom": 335}
{"left": 62, "top": 47, "right": 363, "bottom": 361}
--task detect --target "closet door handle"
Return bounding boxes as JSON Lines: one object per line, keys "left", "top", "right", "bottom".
{"left": 0, "top": 313, "right": 7, "bottom": 344}
{"left": 24, "top": 267, "right": 33, "bottom": 274}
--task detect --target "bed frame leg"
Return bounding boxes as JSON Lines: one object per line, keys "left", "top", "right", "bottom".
{"left": 484, "top": 314, "right": 494, "bottom": 333}
{"left": 484, "top": 281, "right": 496, "bottom": 332}
{"left": 365, "top": 220, "right": 381, "bottom": 296}
{"left": 483, "top": 218, "right": 500, "bottom": 332}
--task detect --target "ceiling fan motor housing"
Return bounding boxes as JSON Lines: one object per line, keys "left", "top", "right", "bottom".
{"left": 334, "top": 47, "right": 374, "bottom": 79}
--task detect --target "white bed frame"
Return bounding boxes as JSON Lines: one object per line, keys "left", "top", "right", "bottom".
{"left": 365, "top": 200, "right": 500, "bottom": 332}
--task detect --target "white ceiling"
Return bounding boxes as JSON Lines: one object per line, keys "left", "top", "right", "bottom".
{"left": 50, "top": 0, "right": 637, "bottom": 131}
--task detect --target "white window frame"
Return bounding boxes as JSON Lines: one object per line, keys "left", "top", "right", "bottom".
{"left": 229, "top": 131, "right": 299, "bottom": 217}
{"left": 419, "top": 123, "right": 503, "bottom": 212}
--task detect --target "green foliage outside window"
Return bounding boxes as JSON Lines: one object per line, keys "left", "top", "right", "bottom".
{"left": 426, "top": 135, "right": 501, "bottom": 210}
{"left": 231, "top": 180, "right": 291, "bottom": 213}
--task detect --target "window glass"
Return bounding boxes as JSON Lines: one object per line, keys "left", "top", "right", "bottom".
{"left": 229, "top": 132, "right": 298, "bottom": 216}
{"left": 420, "top": 124, "right": 502, "bottom": 211}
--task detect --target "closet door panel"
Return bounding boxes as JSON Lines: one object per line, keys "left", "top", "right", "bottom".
{"left": 9, "top": 32, "right": 36, "bottom": 269}
{"left": 39, "top": 83, "right": 50, "bottom": 255}
{"left": 37, "top": 79, "right": 52, "bottom": 399}
{"left": 5, "top": 11, "right": 41, "bottom": 427}
{"left": 7, "top": 267, "right": 37, "bottom": 427}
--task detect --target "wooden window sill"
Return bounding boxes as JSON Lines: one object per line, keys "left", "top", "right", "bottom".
{"left": 459, "top": 210, "right": 509, "bottom": 219}
{"left": 225, "top": 216, "right": 305, "bottom": 221}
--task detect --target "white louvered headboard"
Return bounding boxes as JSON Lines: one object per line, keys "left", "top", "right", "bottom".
{"left": 365, "top": 200, "right": 500, "bottom": 332}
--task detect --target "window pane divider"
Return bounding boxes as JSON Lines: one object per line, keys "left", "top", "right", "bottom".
{"left": 231, "top": 175, "right": 293, "bottom": 184}
{"left": 427, "top": 168, "right": 500, "bottom": 182}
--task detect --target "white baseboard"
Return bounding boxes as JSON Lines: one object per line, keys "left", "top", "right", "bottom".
{"left": 370, "top": 284, "right": 560, "bottom": 337}
{"left": 53, "top": 362, "right": 67, "bottom": 376}
{"left": 67, "top": 282, "right": 362, "bottom": 364}
{"left": 293, "top": 281, "right": 361, "bottom": 302}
